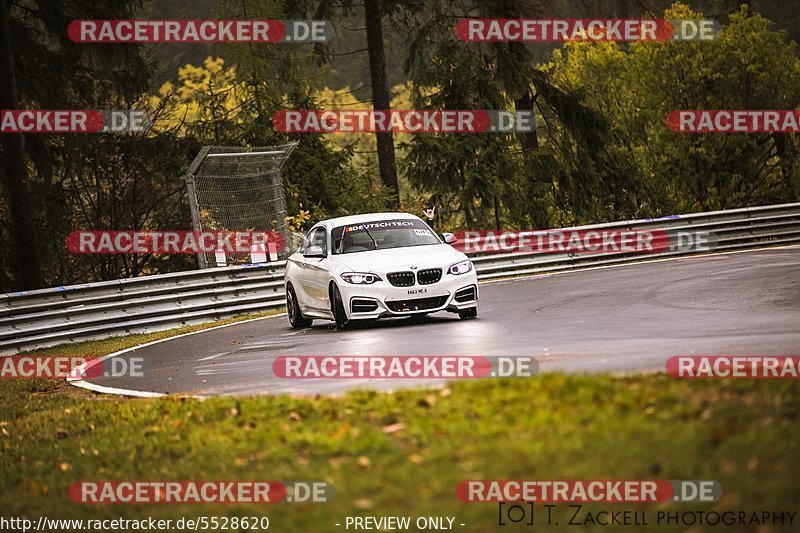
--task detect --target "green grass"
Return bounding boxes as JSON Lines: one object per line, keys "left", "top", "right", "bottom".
{"left": 1, "top": 322, "right": 799, "bottom": 531}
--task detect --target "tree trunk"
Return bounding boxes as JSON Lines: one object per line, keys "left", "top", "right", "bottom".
{"left": 515, "top": 89, "right": 550, "bottom": 228}
{"left": 363, "top": 0, "right": 400, "bottom": 208}
{"left": 0, "top": 0, "right": 44, "bottom": 289}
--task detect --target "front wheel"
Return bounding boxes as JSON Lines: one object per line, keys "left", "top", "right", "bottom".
{"left": 331, "top": 283, "right": 349, "bottom": 330}
{"left": 287, "top": 284, "right": 313, "bottom": 328}
{"left": 458, "top": 307, "right": 478, "bottom": 320}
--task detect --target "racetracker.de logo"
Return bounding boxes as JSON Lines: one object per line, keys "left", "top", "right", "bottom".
{"left": 667, "top": 110, "right": 800, "bottom": 133}
{"left": 273, "top": 356, "right": 539, "bottom": 379}
{"left": 67, "top": 20, "right": 332, "bottom": 43}
{"left": 666, "top": 356, "right": 800, "bottom": 378}
{"left": 453, "top": 229, "right": 717, "bottom": 254}
{"left": 0, "top": 110, "right": 148, "bottom": 133}
{"left": 455, "top": 19, "right": 719, "bottom": 42}
{"left": 0, "top": 355, "right": 145, "bottom": 380}
{"left": 457, "top": 480, "right": 721, "bottom": 503}
{"left": 66, "top": 230, "right": 285, "bottom": 255}
{"left": 68, "top": 480, "right": 333, "bottom": 504}
{"left": 272, "top": 110, "right": 536, "bottom": 133}
{"left": 70, "top": 481, "right": 285, "bottom": 504}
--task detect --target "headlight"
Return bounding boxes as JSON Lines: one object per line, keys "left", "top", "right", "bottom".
{"left": 340, "top": 272, "right": 382, "bottom": 284}
{"left": 447, "top": 260, "right": 473, "bottom": 275}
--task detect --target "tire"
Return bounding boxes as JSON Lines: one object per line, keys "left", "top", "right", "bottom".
{"left": 331, "top": 283, "right": 349, "bottom": 330}
{"left": 458, "top": 307, "right": 478, "bottom": 320}
{"left": 286, "top": 284, "right": 313, "bottom": 329}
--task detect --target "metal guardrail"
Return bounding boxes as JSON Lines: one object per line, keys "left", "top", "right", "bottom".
{"left": 2, "top": 203, "right": 799, "bottom": 354}
{"left": 471, "top": 202, "right": 800, "bottom": 279}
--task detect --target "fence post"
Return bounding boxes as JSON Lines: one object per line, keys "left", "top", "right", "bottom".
{"left": 186, "top": 146, "right": 212, "bottom": 269}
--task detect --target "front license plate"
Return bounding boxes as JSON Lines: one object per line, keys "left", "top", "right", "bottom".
{"left": 408, "top": 288, "right": 427, "bottom": 295}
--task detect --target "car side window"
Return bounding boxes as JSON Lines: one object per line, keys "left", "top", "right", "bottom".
{"left": 307, "top": 227, "right": 327, "bottom": 254}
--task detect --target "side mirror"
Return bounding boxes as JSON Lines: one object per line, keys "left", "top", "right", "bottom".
{"left": 442, "top": 232, "right": 457, "bottom": 245}
{"left": 303, "top": 245, "right": 326, "bottom": 258}
{"left": 289, "top": 232, "right": 308, "bottom": 254}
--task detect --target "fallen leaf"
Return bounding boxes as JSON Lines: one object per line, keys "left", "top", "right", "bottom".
{"left": 329, "top": 457, "right": 346, "bottom": 469}
{"left": 331, "top": 422, "right": 351, "bottom": 439}
{"left": 382, "top": 423, "right": 405, "bottom": 434}
{"left": 354, "top": 499, "right": 373, "bottom": 510}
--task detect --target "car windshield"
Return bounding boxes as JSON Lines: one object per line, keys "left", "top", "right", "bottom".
{"left": 332, "top": 219, "right": 440, "bottom": 254}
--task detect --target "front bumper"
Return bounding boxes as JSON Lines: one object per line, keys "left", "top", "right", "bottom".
{"left": 338, "top": 273, "right": 479, "bottom": 320}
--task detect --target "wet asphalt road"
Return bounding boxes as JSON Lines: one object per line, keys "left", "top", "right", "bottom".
{"left": 82, "top": 246, "right": 800, "bottom": 396}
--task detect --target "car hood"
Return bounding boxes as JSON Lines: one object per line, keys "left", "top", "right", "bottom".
{"left": 332, "top": 244, "right": 468, "bottom": 273}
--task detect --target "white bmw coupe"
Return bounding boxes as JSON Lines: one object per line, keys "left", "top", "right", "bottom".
{"left": 284, "top": 212, "right": 478, "bottom": 329}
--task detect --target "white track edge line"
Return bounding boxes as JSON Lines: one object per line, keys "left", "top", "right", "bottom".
{"left": 67, "top": 313, "right": 286, "bottom": 398}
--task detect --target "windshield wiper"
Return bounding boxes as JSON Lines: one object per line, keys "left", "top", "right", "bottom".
{"left": 362, "top": 226, "right": 379, "bottom": 250}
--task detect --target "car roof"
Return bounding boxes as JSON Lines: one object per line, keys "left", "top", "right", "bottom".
{"left": 315, "top": 212, "right": 423, "bottom": 230}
